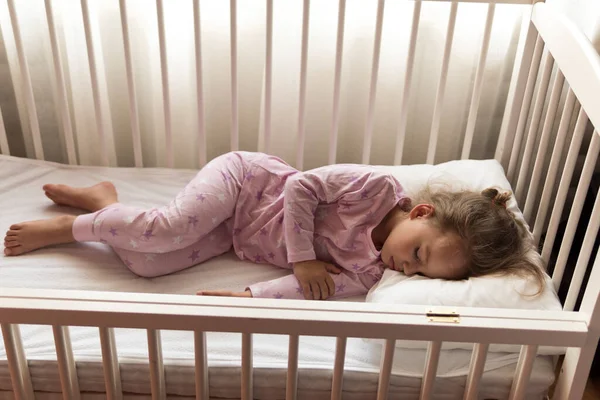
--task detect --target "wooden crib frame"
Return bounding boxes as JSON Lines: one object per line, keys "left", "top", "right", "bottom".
{"left": 1, "top": 0, "right": 600, "bottom": 399}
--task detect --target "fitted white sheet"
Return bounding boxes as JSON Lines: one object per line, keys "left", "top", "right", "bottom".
{"left": 0, "top": 155, "right": 555, "bottom": 399}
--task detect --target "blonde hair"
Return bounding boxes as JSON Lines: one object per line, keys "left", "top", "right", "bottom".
{"left": 413, "top": 186, "right": 546, "bottom": 294}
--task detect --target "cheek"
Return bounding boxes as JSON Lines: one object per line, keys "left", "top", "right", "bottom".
{"left": 383, "top": 231, "right": 406, "bottom": 254}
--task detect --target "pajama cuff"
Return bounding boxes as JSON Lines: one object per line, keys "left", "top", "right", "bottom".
{"left": 246, "top": 284, "right": 264, "bottom": 298}
{"left": 287, "top": 249, "right": 316, "bottom": 264}
{"left": 72, "top": 213, "right": 97, "bottom": 242}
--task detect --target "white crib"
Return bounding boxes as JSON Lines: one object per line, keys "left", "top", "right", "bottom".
{"left": 1, "top": 0, "right": 600, "bottom": 399}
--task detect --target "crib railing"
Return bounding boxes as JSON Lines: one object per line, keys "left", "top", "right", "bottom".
{"left": 0, "top": 288, "right": 591, "bottom": 400}
{"left": 0, "top": 0, "right": 535, "bottom": 170}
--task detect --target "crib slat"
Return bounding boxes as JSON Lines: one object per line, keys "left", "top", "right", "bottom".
{"left": 119, "top": 0, "right": 143, "bottom": 168}
{"left": 230, "top": 0, "right": 239, "bottom": 152}
{"left": 53, "top": 325, "right": 81, "bottom": 400}
{"left": 286, "top": 335, "right": 299, "bottom": 400}
{"left": 508, "top": 345, "right": 538, "bottom": 400}
{"left": 331, "top": 336, "right": 347, "bottom": 400}
{"left": 45, "top": 0, "right": 76, "bottom": 165}
{"left": 361, "top": 0, "right": 385, "bottom": 165}
{"left": 193, "top": 0, "right": 207, "bottom": 167}
{"left": 0, "top": 106, "right": 10, "bottom": 156}
{"left": 552, "top": 132, "right": 600, "bottom": 290}
{"left": 6, "top": 0, "right": 44, "bottom": 161}
{"left": 461, "top": 3, "right": 495, "bottom": 160}
{"left": 376, "top": 339, "right": 395, "bottom": 400}
{"left": 263, "top": 0, "right": 273, "bottom": 154}
{"left": 295, "top": 0, "right": 310, "bottom": 170}
{"left": 541, "top": 107, "right": 588, "bottom": 263}
{"left": 1, "top": 324, "right": 34, "bottom": 400}
{"left": 80, "top": 0, "right": 110, "bottom": 166}
{"left": 420, "top": 341, "right": 442, "bottom": 399}
{"left": 328, "top": 0, "right": 346, "bottom": 165}
{"left": 147, "top": 329, "right": 166, "bottom": 400}
{"left": 156, "top": 0, "right": 173, "bottom": 168}
{"left": 507, "top": 36, "right": 544, "bottom": 182}
{"left": 514, "top": 49, "right": 554, "bottom": 203}
{"left": 194, "top": 331, "right": 209, "bottom": 400}
{"left": 495, "top": 17, "right": 538, "bottom": 168}
{"left": 532, "top": 89, "right": 576, "bottom": 246}
{"left": 426, "top": 2, "right": 457, "bottom": 165}
{"left": 523, "top": 68, "right": 565, "bottom": 223}
{"left": 242, "top": 333, "right": 253, "bottom": 400}
{"left": 463, "top": 343, "right": 489, "bottom": 400}
{"left": 393, "top": 1, "right": 421, "bottom": 165}
{"left": 565, "top": 182, "right": 600, "bottom": 311}
{"left": 99, "top": 327, "right": 123, "bottom": 400}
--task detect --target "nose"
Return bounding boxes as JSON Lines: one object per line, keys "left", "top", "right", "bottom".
{"left": 403, "top": 261, "right": 417, "bottom": 276}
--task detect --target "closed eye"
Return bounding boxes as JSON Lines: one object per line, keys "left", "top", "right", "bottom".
{"left": 413, "top": 247, "right": 421, "bottom": 263}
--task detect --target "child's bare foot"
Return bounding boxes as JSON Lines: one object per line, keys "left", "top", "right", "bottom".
{"left": 43, "top": 181, "right": 118, "bottom": 212}
{"left": 4, "top": 215, "right": 76, "bottom": 256}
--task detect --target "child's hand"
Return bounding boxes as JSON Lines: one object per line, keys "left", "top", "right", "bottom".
{"left": 293, "top": 260, "right": 342, "bottom": 300}
{"left": 197, "top": 290, "right": 252, "bottom": 297}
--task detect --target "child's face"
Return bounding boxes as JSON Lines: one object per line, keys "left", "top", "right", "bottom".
{"left": 380, "top": 204, "right": 468, "bottom": 280}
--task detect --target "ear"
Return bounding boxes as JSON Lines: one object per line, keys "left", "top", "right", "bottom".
{"left": 409, "top": 204, "right": 434, "bottom": 219}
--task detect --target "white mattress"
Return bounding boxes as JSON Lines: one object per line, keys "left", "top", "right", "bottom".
{"left": 0, "top": 155, "right": 555, "bottom": 399}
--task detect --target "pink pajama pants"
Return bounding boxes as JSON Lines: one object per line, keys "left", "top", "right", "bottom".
{"left": 72, "top": 153, "right": 248, "bottom": 277}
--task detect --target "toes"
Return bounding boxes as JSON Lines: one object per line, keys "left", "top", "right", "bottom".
{"left": 4, "top": 241, "right": 20, "bottom": 248}
{"left": 5, "top": 235, "right": 18, "bottom": 242}
{"left": 9, "top": 224, "right": 22, "bottom": 230}
{"left": 45, "top": 191, "right": 58, "bottom": 201}
{"left": 4, "top": 246, "right": 21, "bottom": 256}
{"left": 43, "top": 184, "right": 58, "bottom": 193}
{"left": 6, "top": 230, "right": 18, "bottom": 236}
{"left": 4, "top": 246, "right": 23, "bottom": 256}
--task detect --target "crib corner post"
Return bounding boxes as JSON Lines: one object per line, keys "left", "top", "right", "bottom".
{"left": 553, "top": 247, "right": 600, "bottom": 399}
{"left": 552, "top": 338, "right": 598, "bottom": 400}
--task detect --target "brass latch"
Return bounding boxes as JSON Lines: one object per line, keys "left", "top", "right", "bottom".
{"left": 426, "top": 309, "right": 460, "bottom": 323}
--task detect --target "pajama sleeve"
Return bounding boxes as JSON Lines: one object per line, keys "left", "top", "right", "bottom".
{"left": 247, "top": 269, "right": 379, "bottom": 300}
{"left": 283, "top": 166, "right": 400, "bottom": 264}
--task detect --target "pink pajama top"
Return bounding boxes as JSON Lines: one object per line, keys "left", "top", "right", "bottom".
{"left": 235, "top": 154, "right": 407, "bottom": 300}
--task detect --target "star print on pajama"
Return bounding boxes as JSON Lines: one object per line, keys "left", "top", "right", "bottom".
{"left": 71, "top": 151, "right": 407, "bottom": 299}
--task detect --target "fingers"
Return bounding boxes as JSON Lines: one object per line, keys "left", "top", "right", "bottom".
{"left": 324, "top": 263, "right": 343, "bottom": 274}
{"left": 197, "top": 290, "right": 232, "bottom": 296}
{"left": 310, "top": 282, "right": 321, "bottom": 300}
{"left": 325, "top": 275, "right": 335, "bottom": 298}
{"left": 197, "top": 290, "right": 251, "bottom": 298}
{"left": 302, "top": 282, "right": 312, "bottom": 300}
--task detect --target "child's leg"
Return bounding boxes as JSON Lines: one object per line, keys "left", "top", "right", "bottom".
{"left": 4, "top": 152, "right": 246, "bottom": 256}
{"left": 112, "top": 222, "right": 232, "bottom": 277}
{"left": 72, "top": 153, "right": 244, "bottom": 253}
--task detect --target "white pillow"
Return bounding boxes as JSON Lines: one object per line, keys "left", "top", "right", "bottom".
{"left": 366, "top": 159, "right": 564, "bottom": 355}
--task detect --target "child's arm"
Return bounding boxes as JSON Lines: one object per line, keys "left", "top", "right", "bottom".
{"left": 198, "top": 267, "right": 378, "bottom": 300}
{"left": 197, "top": 261, "right": 342, "bottom": 299}
{"left": 283, "top": 166, "right": 402, "bottom": 267}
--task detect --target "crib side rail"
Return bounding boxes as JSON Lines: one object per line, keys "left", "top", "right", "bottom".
{"left": 0, "top": 288, "right": 588, "bottom": 346}
{"left": 0, "top": 287, "right": 590, "bottom": 400}
{"left": 490, "top": 4, "right": 600, "bottom": 397}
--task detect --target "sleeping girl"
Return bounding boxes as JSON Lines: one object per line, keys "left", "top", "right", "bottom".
{"left": 3, "top": 151, "right": 544, "bottom": 300}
